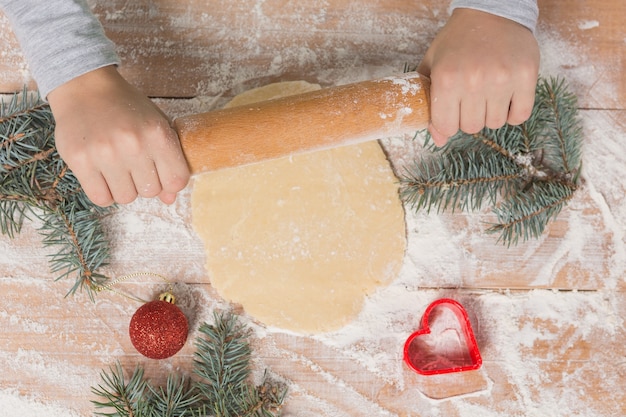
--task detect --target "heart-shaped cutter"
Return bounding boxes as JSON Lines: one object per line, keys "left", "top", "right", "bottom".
{"left": 403, "top": 298, "right": 482, "bottom": 375}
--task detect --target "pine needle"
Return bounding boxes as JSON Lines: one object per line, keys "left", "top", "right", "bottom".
{"left": 400, "top": 76, "right": 583, "bottom": 245}
{"left": 0, "top": 90, "right": 112, "bottom": 296}
{"left": 92, "top": 363, "right": 150, "bottom": 417}
{"left": 91, "top": 312, "right": 287, "bottom": 417}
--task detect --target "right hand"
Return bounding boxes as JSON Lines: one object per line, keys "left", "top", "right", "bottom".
{"left": 418, "top": 8, "right": 540, "bottom": 146}
{"left": 48, "top": 66, "right": 190, "bottom": 207}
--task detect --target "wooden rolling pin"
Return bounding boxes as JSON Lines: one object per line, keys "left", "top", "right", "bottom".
{"left": 174, "top": 72, "right": 430, "bottom": 174}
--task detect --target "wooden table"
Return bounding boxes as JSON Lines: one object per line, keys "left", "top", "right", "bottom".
{"left": 0, "top": 1, "right": 624, "bottom": 415}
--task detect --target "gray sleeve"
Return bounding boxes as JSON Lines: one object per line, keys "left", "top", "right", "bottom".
{"left": 450, "top": 0, "right": 539, "bottom": 33}
{"left": 0, "top": 0, "right": 120, "bottom": 98}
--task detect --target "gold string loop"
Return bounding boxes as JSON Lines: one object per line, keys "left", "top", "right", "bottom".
{"left": 95, "top": 272, "right": 174, "bottom": 304}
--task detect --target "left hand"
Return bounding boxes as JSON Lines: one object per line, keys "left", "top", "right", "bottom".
{"left": 48, "top": 66, "right": 190, "bottom": 206}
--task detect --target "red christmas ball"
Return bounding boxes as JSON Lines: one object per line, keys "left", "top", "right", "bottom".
{"left": 129, "top": 297, "right": 189, "bottom": 359}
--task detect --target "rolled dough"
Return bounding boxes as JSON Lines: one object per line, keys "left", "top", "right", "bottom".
{"left": 191, "top": 81, "right": 406, "bottom": 333}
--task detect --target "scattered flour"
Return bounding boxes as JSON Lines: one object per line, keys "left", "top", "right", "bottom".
{"left": 577, "top": 20, "right": 600, "bottom": 30}
{"left": 0, "top": 2, "right": 624, "bottom": 416}
{"left": 0, "top": 389, "right": 82, "bottom": 417}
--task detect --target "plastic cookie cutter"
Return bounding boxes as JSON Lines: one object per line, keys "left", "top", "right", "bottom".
{"left": 403, "top": 298, "right": 482, "bottom": 375}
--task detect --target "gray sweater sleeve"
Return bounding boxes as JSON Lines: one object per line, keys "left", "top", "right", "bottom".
{"left": 0, "top": 0, "right": 120, "bottom": 98}
{"left": 450, "top": 0, "right": 539, "bottom": 33}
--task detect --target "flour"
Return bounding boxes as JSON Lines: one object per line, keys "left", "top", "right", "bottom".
{"left": 1, "top": 2, "right": 624, "bottom": 416}
{"left": 577, "top": 20, "right": 600, "bottom": 30}
{"left": 381, "top": 73, "right": 424, "bottom": 96}
{"left": 536, "top": 28, "right": 621, "bottom": 108}
{"left": 0, "top": 389, "right": 82, "bottom": 417}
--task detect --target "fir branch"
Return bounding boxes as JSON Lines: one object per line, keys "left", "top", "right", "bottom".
{"left": 194, "top": 312, "right": 253, "bottom": 393}
{"left": 240, "top": 372, "right": 287, "bottom": 417}
{"left": 194, "top": 312, "right": 286, "bottom": 417}
{"left": 92, "top": 312, "right": 287, "bottom": 417}
{"left": 0, "top": 90, "right": 112, "bottom": 296}
{"left": 533, "top": 77, "right": 583, "bottom": 177}
{"left": 2, "top": 146, "right": 56, "bottom": 175}
{"left": 488, "top": 181, "right": 576, "bottom": 246}
{"left": 400, "top": 76, "right": 583, "bottom": 245}
{"left": 39, "top": 201, "right": 110, "bottom": 295}
{"left": 92, "top": 363, "right": 151, "bottom": 417}
{"left": 472, "top": 127, "right": 522, "bottom": 161}
{"left": 147, "top": 375, "right": 205, "bottom": 417}
{"left": 0, "top": 199, "right": 28, "bottom": 237}
{"left": 0, "top": 92, "right": 48, "bottom": 124}
{"left": 401, "top": 149, "right": 523, "bottom": 213}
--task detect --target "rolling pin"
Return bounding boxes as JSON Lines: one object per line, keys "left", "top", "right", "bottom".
{"left": 174, "top": 72, "right": 430, "bottom": 174}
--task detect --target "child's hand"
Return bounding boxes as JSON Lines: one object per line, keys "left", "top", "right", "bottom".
{"left": 418, "top": 8, "right": 540, "bottom": 146}
{"left": 48, "top": 66, "right": 190, "bottom": 207}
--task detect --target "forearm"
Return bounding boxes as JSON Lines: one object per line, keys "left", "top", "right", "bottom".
{"left": 0, "top": 0, "right": 119, "bottom": 98}
{"left": 450, "top": 0, "right": 539, "bottom": 32}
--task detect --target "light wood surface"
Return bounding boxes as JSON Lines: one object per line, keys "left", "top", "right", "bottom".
{"left": 0, "top": 1, "right": 624, "bottom": 416}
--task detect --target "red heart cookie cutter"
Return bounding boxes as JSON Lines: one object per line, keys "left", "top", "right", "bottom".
{"left": 403, "top": 298, "right": 482, "bottom": 375}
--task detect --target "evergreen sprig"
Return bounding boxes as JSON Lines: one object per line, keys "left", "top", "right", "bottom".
{"left": 92, "top": 312, "right": 287, "bottom": 417}
{"left": 0, "top": 91, "right": 110, "bottom": 296}
{"left": 400, "top": 76, "right": 583, "bottom": 245}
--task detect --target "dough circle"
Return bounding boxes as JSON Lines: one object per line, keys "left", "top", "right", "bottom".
{"left": 191, "top": 81, "right": 406, "bottom": 333}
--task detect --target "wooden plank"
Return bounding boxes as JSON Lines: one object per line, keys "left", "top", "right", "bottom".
{"left": 1, "top": 277, "right": 624, "bottom": 416}
{"left": 0, "top": 13, "right": 35, "bottom": 92}
{"left": 0, "top": 1, "right": 624, "bottom": 415}
{"left": 537, "top": 0, "right": 626, "bottom": 110}
{"left": 1, "top": 0, "right": 622, "bottom": 109}
{"left": 0, "top": 0, "right": 447, "bottom": 97}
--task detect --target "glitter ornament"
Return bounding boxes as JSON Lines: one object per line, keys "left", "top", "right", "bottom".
{"left": 129, "top": 292, "right": 189, "bottom": 359}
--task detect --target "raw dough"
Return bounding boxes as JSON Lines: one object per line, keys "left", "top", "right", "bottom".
{"left": 191, "top": 81, "right": 406, "bottom": 333}
{"left": 225, "top": 80, "right": 322, "bottom": 108}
